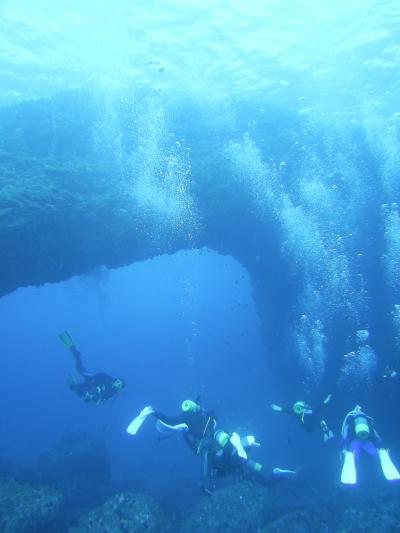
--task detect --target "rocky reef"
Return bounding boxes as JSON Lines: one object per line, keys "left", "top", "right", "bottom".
{"left": 64, "top": 476, "right": 400, "bottom": 533}
{"left": 261, "top": 499, "right": 400, "bottom": 533}
{"left": 69, "top": 491, "right": 168, "bottom": 532}
{"left": 0, "top": 90, "right": 397, "bottom": 396}
{"left": 179, "top": 480, "right": 266, "bottom": 532}
{"left": 1, "top": 467, "right": 399, "bottom": 532}
{"left": 0, "top": 477, "right": 62, "bottom": 533}
{"left": 35, "top": 432, "right": 111, "bottom": 511}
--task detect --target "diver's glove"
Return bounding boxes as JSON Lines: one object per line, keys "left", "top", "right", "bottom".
{"left": 271, "top": 404, "right": 283, "bottom": 412}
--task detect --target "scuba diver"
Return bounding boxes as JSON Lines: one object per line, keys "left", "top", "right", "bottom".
{"left": 127, "top": 398, "right": 217, "bottom": 493}
{"left": 340, "top": 404, "right": 400, "bottom": 485}
{"left": 202, "top": 430, "right": 297, "bottom": 494}
{"left": 58, "top": 331, "right": 125, "bottom": 404}
{"left": 127, "top": 399, "right": 297, "bottom": 495}
{"left": 383, "top": 365, "right": 398, "bottom": 379}
{"left": 271, "top": 394, "right": 334, "bottom": 442}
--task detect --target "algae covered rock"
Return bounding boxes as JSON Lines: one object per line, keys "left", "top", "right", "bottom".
{"left": 180, "top": 481, "right": 266, "bottom": 533}
{"left": 0, "top": 477, "right": 62, "bottom": 533}
{"left": 69, "top": 491, "right": 167, "bottom": 532}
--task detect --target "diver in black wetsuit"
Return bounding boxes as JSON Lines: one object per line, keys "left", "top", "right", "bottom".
{"left": 127, "top": 400, "right": 297, "bottom": 495}
{"left": 58, "top": 331, "right": 125, "bottom": 404}
{"left": 207, "top": 431, "right": 297, "bottom": 491}
{"left": 127, "top": 399, "right": 218, "bottom": 493}
{"left": 153, "top": 399, "right": 217, "bottom": 454}
{"left": 153, "top": 399, "right": 218, "bottom": 494}
{"left": 271, "top": 394, "right": 334, "bottom": 442}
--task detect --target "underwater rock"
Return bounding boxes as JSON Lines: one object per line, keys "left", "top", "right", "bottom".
{"left": 69, "top": 491, "right": 167, "bottom": 532}
{"left": 260, "top": 498, "right": 400, "bottom": 533}
{"left": 36, "top": 432, "right": 111, "bottom": 507}
{"left": 260, "top": 509, "right": 324, "bottom": 533}
{"left": 179, "top": 481, "right": 266, "bottom": 533}
{"left": 0, "top": 93, "right": 298, "bottom": 398}
{"left": 0, "top": 477, "right": 62, "bottom": 533}
{"left": 2, "top": 91, "right": 398, "bottom": 397}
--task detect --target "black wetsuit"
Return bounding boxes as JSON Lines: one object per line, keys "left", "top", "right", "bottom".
{"left": 69, "top": 345, "right": 120, "bottom": 404}
{"left": 208, "top": 440, "right": 280, "bottom": 490}
{"left": 153, "top": 407, "right": 216, "bottom": 492}
{"left": 281, "top": 403, "right": 326, "bottom": 432}
{"left": 153, "top": 408, "right": 216, "bottom": 452}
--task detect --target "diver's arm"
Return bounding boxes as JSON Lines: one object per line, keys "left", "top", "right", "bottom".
{"left": 372, "top": 428, "right": 383, "bottom": 446}
{"left": 271, "top": 404, "right": 293, "bottom": 415}
{"left": 245, "top": 461, "right": 297, "bottom": 487}
{"left": 314, "top": 394, "right": 332, "bottom": 416}
{"left": 152, "top": 412, "right": 187, "bottom": 426}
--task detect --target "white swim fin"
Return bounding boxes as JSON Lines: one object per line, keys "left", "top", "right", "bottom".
{"left": 378, "top": 449, "right": 400, "bottom": 481}
{"left": 323, "top": 430, "right": 334, "bottom": 443}
{"left": 341, "top": 451, "right": 356, "bottom": 485}
{"left": 230, "top": 432, "right": 247, "bottom": 459}
{"left": 126, "top": 406, "right": 154, "bottom": 435}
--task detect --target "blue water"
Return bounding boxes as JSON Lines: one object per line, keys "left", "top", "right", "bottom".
{"left": 1, "top": 1, "right": 400, "bottom": 530}
{"left": 0, "top": 251, "right": 286, "bottom": 497}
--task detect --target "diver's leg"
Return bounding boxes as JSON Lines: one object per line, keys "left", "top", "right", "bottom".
{"left": 349, "top": 439, "right": 362, "bottom": 462}
{"left": 201, "top": 450, "right": 214, "bottom": 495}
{"left": 362, "top": 440, "right": 378, "bottom": 456}
{"left": 70, "top": 345, "right": 91, "bottom": 377}
{"left": 245, "top": 460, "right": 296, "bottom": 488}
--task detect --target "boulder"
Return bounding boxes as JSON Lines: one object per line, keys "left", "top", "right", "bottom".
{"left": 69, "top": 491, "right": 167, "bottom": 532}
{"left": 0, "top": 477, "right": 62, "bottom": 533}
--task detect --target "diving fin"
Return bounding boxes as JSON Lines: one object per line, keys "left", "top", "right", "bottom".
{"left": 378, "top": 449, "right": 400, "bottom": 481}
{"left": 58, "top": 331, "right": 74, "bottom": 349}
{"left": 126, "top": 406, "right": 154, "bottom": 435}
{"left": 230, "top": 432, "right": 247, "bottom": 459}
{"left": 323, "top": 429, "right": 334, "bottom": 443}
{"left": 341, "top": 451, "right": 356, "bottom": 485}
{"left": 323, "top": 393, "right": 332, "bottom": 405}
